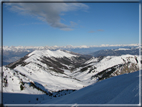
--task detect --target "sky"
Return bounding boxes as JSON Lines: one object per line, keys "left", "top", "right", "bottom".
{"left": 3, "top": 1, "right": 139, "bottom": 47}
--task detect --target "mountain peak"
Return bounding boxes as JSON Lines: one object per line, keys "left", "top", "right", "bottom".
{"left": 28, "top": 49, "right": 77, "bottom": 58}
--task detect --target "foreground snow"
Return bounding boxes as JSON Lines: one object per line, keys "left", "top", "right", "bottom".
{"left": 41, "top": 71, "right": 140, "bottom": 104}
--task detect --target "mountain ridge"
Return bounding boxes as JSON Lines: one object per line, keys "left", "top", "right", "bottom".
{"left": 1, "top": 49, "right": 141, "bottom": 104}
{"left": 90, "top": 48, "right": 140, "bottom": 57}
{"left": 2, "top": 46, "right": 140, "bottom": 66}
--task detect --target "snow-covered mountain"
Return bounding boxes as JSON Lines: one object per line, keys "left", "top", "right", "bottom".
{"left": 90, "top": 47, "right": 140, "bottom": 57}
{"left": 1, "top": 49, "right": 141, "bottom": 104}
{"left": 41, "top": 70, "right": 140, "bottom": 104}
{"left": 2, "top": 45, "right": 140, "bottom": 66}
{"left": 2, "top": 44, "right": 139, "bottom": 51}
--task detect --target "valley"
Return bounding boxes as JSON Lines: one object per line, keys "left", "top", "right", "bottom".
{"left": 1, "top": 48, "right": 141, "bottom": 104}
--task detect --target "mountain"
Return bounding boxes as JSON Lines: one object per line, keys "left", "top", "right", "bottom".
{"left": 3, "top": 50, "right": 31, "bottom": 66}
{"left": 90, "top": 47, "right": 140, "bottom": 57}
{"left": 2, "top": 46, "right": 140, "bottom": 66}
{"left": 41, "top": 70, "right": 140, "bottom": 104}
{"left": 1, "top": 49, "right": 141, "bottom": 104}
{"left": 2, "top": 44, "right": 139, "bottom": 51}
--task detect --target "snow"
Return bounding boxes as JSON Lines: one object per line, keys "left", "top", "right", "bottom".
{"left": 28, "top": 49, "right": 77, "bottom": 58}
{"left": 88, "top": 54, "right": 139, "bottom": 73}
{"left": 2, "top": 44, "right": 139, "bottom": 51}
{"left": 13, "top": 65, "right": 83, "bottom": 92}
{"left": 85, "top": 57, "right": 98, "bottom": 64}
{"left": 25, "top": 49, "right": 77, "bottom": 63}
{"left": 3, "top": 93, "right": 49, "bottom": 104}
{"left": 42, "top": 71, "right": 140, "bottom": 104}
{"left": 71, "top": 54, "right": 141, "bottom": 84}
{"left": 2, "top": 66, "right": 44, "bottom": 94}
{"left": 2, "top": 54, "right": 141, "bottom": 94}
{"left": 115, "top": 48, "right": 130, "bottom": 51}
{"left": 1, "top": 48, "right": 141, "bottom": 105}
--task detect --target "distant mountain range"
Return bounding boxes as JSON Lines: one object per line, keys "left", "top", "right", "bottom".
{"left": 90, "top": 47, "right": 140, "bottom": 57}
{"left": 1, "top": 49, "right": 141, "bottom": 104}
{"left": 2, "top": 46, "right": 141, "bottom": 66}
{"left": 2, "top": 44, "right": 139, "bottom": 51}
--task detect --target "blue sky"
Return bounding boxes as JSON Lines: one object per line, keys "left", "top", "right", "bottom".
{"left": 3, "top": 2, "right": 139, "bottom": 46}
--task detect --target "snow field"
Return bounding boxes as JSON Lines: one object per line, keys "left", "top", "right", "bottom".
{"left": 1, "top": 49, "right": 141, "bottom": 104}
{"left": 13, "top": 64, "right": 84, "bottom": 92}
{"left": 27, "top": 50, "right": 77, "bottom": 59}
{"left": 42, "top": 71, "right": 140, "bottom": 104}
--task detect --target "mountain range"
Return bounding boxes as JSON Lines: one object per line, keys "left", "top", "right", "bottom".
{"left": 2, "top": 46, "right": 141, "bottom": 66}
{"left": 1, "top": 49, "right": 141, "bottom": 104}
{"left": 90, "top": 47, "right": 140, "bottom": 57}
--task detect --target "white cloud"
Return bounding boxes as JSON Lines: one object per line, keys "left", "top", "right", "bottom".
{"left": 6, "top": 0, "right": 89, "bottom": 31}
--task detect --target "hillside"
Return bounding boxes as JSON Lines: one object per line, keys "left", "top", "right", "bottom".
{"left": 1, "top": 49, "right": 141, "bottom": 104}
{"left": 41, "top": 70, "right": 140, "bottom": 104}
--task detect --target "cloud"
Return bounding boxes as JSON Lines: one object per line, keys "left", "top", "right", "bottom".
{"left": 70, "top": 21, "right": 77, "bottom": 27}
{"left": 88, "top": 30, "right": 95, "bottom": 33}
{"left": 6, "top": 0, "right": 89, "bottom": 31}
{"left": 60, "top": 28, "right": 73, "bottom": 31}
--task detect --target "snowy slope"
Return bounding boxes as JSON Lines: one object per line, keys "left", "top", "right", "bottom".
{"left": 2, "top": 66, "right": 46, "bottom": 94}
{"left": 87, "top": 54, "right": 139, "bottom": 72}
{"left": 2, "top": 50, "right": 86, "bottom": 95}
{"left": 1, "top": 49, "right": 141, "bottom": 104}
{"left": 42, "top": 70, "right": 140, "bottom": 104}
{"left": 71, "top": 54, "right": 141, "bottom": 84}
{"left": 27, "top": 49, "right": 77, "bottom": 59}
{"left": 2, "top": 50, "right": 141, "bottom": 93}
